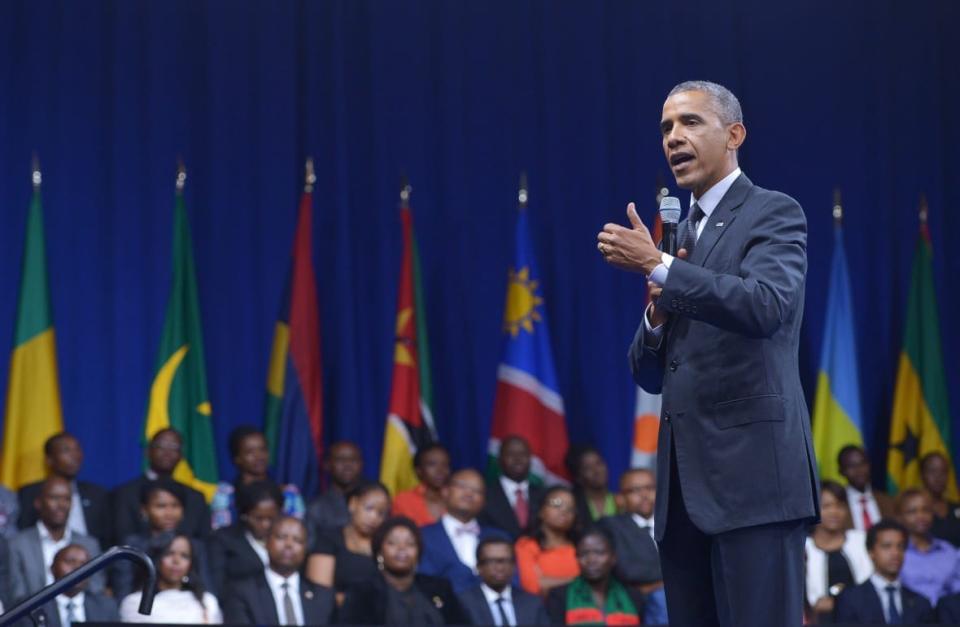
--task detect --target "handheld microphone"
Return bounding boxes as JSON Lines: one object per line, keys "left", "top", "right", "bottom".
{"left": 659, "top": 196, "right": 681, "bottom": 256}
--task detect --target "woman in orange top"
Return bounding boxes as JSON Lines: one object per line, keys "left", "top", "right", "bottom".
{"left": 391, "top": 443, "right": 450, "bottom": 526}
{"left": 515, "top": 485, "right": 581, "bottom": 595}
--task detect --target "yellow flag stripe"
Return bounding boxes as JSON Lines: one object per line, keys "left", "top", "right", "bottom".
{"left": 266, "top": 322, "right": 289, "bottom": 398}
{"left": 379, "top": 415, "right": 419, "bottom": 496}
{"left": 812, "top": 371, "right": 864, "bottom": 483}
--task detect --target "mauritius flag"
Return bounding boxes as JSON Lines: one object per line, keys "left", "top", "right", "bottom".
{"left": 488, "top": 189, "right": 569, "bottom": 484}
{"left": 264, "top": 173, "right": 324, "bottom": 497}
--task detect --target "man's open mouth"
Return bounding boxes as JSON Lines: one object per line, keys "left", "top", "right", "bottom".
{"left": 670, "top": 152, "right": 694, "bottom": 167}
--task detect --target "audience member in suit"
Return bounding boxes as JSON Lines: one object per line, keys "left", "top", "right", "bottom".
{"left": 920, "top": 451, "right": 960, "bottom": 547}
{"left": 898, "top": 488, "right": 960, "bottom": 605}
{"left": 515, "top": 485, "right": 581, "bottom": 596}
{"left": 120, "top": 531, "right": 223, "bottom": 623}
{"left": 834, "top": 518, "right": 936, "bottom": 624}
{"left": 208, "top": 480, "right": 283, "bottom": 597}
{"left": 305, "top": 481, "right": 388, "bottom": 601}
{"left": 937, "top": 590, "right": 960, "bottom": 622}
{"left": 392, "top": 442, "right": 450, "bottom": 526}
{"left": 0, "top": 535, "right": 12, "bottom": 611}
{"left": 599, "top": 468, "right": 668, "bottom": 625}
{"left": 545, "top": 526, "right": 644, "bottom": 625}
{"left": 420, "top": 469, "right": 510, "bottom": 593}
{"left": 305, "top": 441, "right": 364, "bottom": 536}
{"left": 17, "top": 432, "right": 111, "bottom": 547}
{"left": 222, "top": 516, "right": 335, "bottom": 625}
{"left": 479, "top": 435, "right": 545, "bottom": 540}
{"left": 805, "top": 480, "right": 874, "bottom": 622}
{"left": 36, "top": 544, "right": 119, "bottom": 627}
{"left": 111, "top": 428, "right": 211, "bottom": 545}
{"left": 458, "top": 537, "right": 549, "bottom": 625}
{"left": 8, "top": 476, "right": 104, "bottom": 602}
{"left": 340, "top": 516, "right": 466, "bottom": 624}
{"left": 566, "top": 445, "right": 616, "bottom": 523}
{"left": 839, "top": 445, "right": 896, "bottom": 532}
{"left": 0, "top": 484, "right": 19, "bottom": 539}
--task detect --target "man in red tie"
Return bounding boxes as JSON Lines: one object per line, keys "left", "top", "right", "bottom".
{"left": 480, "top": 436, "right": 546, "bottom": 540}
{"left": 838, "top": 445, "right": 896, "bottom": 531}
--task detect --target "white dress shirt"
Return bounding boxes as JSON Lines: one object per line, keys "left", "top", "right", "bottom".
{"left": 869, "top": 573, "right": 902, "bottom": 623}
{"left": 499, "top": 476, "right": 529, "bottom": 509}
{"left": 57, "top": 592, "right": 85, "bottom": 626}
{"left": 119, "top": 589, "right": 222, "bottom": 623}
{"left": 846, "top": 486, "right": 883, "bottom": 531}
{"left": 631, "top": 513, "right": 656, "bottom": 542}
{"left": 245, "top": 530, "right": 269, "bottom": 566}
{"left": 37, "top": 522, "right": 72, "bottom": 585}
{"left": 264, "top": 568, "right": 304, "bottom": 625}
{"left": 67, "top": 482, "right": 88, "bottom": 537}
{"left": 441, "top": 513, "right": 480, "bottom": 572}
{"left": 481, "top": 583, "right": 517, "bottom": 626}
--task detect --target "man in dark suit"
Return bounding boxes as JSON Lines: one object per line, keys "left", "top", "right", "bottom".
{"left": 111, "top": 428, "right": 211, "bottom": 545}
{"left": 479, "top": 435, "right": 545, "bottom": 540}
{"left": 838, "top": 445, "right": 897, "bottom": 531}
{"left": 420, "top": 469, "right": 510, "bottom": 593}
{"left": 17, "top": 433, "right": 110, "bottom": 547}
{"left": 222, "top": 516, "right": 335, "bottom": 625}
{"left": 35, "top": 544, "right": 119, "bottom": 627}
{"left": 600, "top": 80, "right": 819, "bottom": 627}
{"left": 459, "top": 537, "right": 549, "bottom": 625}
{"left": 835, "top": 519, "right": 936, "bottom": 623}
{"left": 305, "top": 441, "right": 363, "bottom": 536}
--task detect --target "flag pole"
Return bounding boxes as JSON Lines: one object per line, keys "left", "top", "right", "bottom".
{"left": 518, "top": 171, "right": 528, "bottom": 210}
{"left": 31, "top": 152, "right": 41, "bottom": 189}
{"left": 833, "top": 188, "right": 843, "bottom": 225}
{"left": 176, "top": 158, "right": 187, "bottom": 195}
{"left": 304, "top": 157, "right": 316, "bottom": 193}
{"left": 399, "top": 175, "right": 411, "bottom": 210}
{"left": 919, "top": 193, "right": 928, "bottom": 225}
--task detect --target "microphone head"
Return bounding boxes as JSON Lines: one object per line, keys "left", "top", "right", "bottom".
{"left": 659, "top": 196, "right": 681, "bottom": 224}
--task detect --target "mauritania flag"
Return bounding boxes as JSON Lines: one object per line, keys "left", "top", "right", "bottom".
{"left": 488, "top": 201, "right": 569, "bottom": 484}
{"left": 264, "top": 180, "right": 324, "bottom": 497}
{"left": 380, "top": 203, "right": 437, "bottom": 495}
{"left": 887, "top": 211, "right": 957, "bottom": 500}
{"left": 812, "top": 221, "right": 863, "bottom": 483}
{"left": 144, "top": 188, "right": 218, "bottom": 501}
{"left": 632, "top": 208, "right": 663, "bottom": 470}
{"left": 1, "top": 172, "right": 64, "bottom": 490}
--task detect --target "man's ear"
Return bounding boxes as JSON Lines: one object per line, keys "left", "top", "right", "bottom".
{"left": 614, "top": 493, "right": 625, "bottom": 511}
{"left": 727, "top": 122, "right": 746, "bottom": 151}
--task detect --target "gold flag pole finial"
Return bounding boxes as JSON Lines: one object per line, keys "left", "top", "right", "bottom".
{"left": 31, "top": 152, "right": 41, "bottom": 189}
{"left": 399, "top": 175, "right": 411, "bottom": 210}
{"left": 176, "top": 158, "right": 187, "bottom": 195}
{"left": 518, "top": 171, "right": 529, "bottom": 209}
{"left": 919, "top": 193, "right": 928, "bottom": 224}
{"left": 832, "top": 188, "right": 843, "bottom": 224}
{"left": 304, "top": 157, "right": 316, "bottom": 193}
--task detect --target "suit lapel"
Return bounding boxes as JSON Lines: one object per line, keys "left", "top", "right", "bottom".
{"left": 688, "top": 174, "right": 752, "bottom": 267}
{"left": 470, "top": 587, "right": 497, "bottom": 624}
{"left": 255, "top": 574, "right": 281, "bottom": 625}
{"left": 865, "top": 584, "right": 887, "bottom": 622}
{"left": 28, "top": 527, "right": 47, "bottom": 589}
{"left": 301, "top": 583, "right": 326, "bottom": 625}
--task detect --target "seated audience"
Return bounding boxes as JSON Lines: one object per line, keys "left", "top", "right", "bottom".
{"left": 600, "top": 468, "right": 668, "bottom": 625}
{"left": 112, "top": 428, "right": 211, "bottom": 544}
{"left": 120, "top": 531, "right": 222, "bottom": 623}
{"left": 306, "top": 441, "right": 364, "bottom": 535}
{"left": 898, "top": 488, "right": 960, "bottom": 605}
{"left": 211, "top": 426, "right": 304, "bottom": 529}
{"left": 305, "top": 481, "right": 389, "bottom": 599}
{"left": 208, "top": 480, "right": 283, "bottom": 596}
{"left": 0, "top": 484, "right": 19, "bottom": 539}
{"left": 9, "top": 476, "right": 104, "bottom": 601}
{"left": 804, "top": 480, "right": 873, "bottom": 621}
{"left": 222, "top": 517, "right": 335, "bottom": 625}
{"left": 392, "top": 442, "right": 450, "bottom": 526}
{"left": 515, "top": 485, "right": 580, "bottom": 596}
{"left": 17, "top": 433, "right": 111, "bottom": 546}
{"left": 39, "top": 544, "right": 119, "bottom": 627}
{"left": 838, "top": 445, "right": 895, "bottom": 531}
{"left": 340, "top": 516, "right": 466, "bottom": 624}
{"left": 834, "top": 518, "right": 936, "bottom": 624}
{"left": 545, "top": 526, "right": 644, "bottom": 625}
{"left": 920, "top": 451, "right": 960, "bottom": 546}
{"left": 458, "top": 537, "right": 549, "bottom": 625}
{"left": 479, "top": 435, "right": 545, "bottom": 540}
{"left": 420, "top": 469, "right": 509, "bottom": 593}
{"left": 566, "top": 445, "right": 616, "bottom": 523}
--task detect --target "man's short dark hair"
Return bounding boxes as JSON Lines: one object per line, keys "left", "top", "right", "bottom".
{"left": 836, "top": 444, "right": 866, "bottom": 469}
{"left": 920, "top": 451, "right": 948, "bottom": 472}
{"left": 866, "top": 518, "right": 908, "bottom": 551}
{"left": 476, "top": 537, "right": 515, "bottom": 564}
{"left": 413, "top": 442, "right": 448, "bottom": 469}
{"left": 44, "top": 432, "right": 75, "bottom": 457}
{"left": 139, "top": 477, "right": 187, "bottom": 507}
{"left": 564, "top": 443, "right": 602, "bottom": 479}
{"left": 236, "top": 480, "right": 284, "bottom": 515}
{"left": 667, "top": 80, "right": 743, "bottom": 125}
{"left": 228, "top": 425, "right": 264, "bottom": 459}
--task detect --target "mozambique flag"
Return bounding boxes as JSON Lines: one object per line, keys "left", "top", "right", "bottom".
{"left": 1, "top": 173, "right": 65, "bottom": 490}
{"left": 143, "top": 189, "right": 218, "bottom": 500}
{"left": 887, "top": 212, "right": 957, "bottom": 500}
{"left": 812, "top": 221, "right": 864, "bottom": 483}
{"left": 263, "top": 184, "right": 324, "bottom": 497}
{"left": 380, "top": 204, "right": 436, "bottom": 495}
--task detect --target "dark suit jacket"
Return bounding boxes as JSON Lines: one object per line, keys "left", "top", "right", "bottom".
{"left": 17, "top": 480, "right": 111, "bottom": 547}
{"left": 937, "top": 591, "right": 960, "bottom": 623}
{"left": 834, "top": 580, "right": 936, "bottom": 623}
{"left": 629, "top": 173, "right": 820, "bottom": 539}
{"left": 598, "top": 514, "right": 661, "bottom": 584}
{"left": 39, "top": 592, "right": 120, "bottom": 627}
{"left": 458, "top": 584, "right": 549, "bottom": 625}
{"left": 419, "top": 521, "right": 510, "bottom": 593}
{"left": 8, "top": 526, "right": 105, "bottom": 602}
{"left": 208, "top": 523, "right": 267, "bottom": 597}
{"left": 222, "top": 571, "right": 335, "bottom": 625}
{"left": 478, "top": 480, "right": 545, "bottom": 540}
{"left": 340, "top": 573, "right": 466, "bottom": 625}
{"left": 110, "top": 473, "right": 211, "bottom": 545}
{"left": 544, "top": 580, "right": 646, "bottom": 625}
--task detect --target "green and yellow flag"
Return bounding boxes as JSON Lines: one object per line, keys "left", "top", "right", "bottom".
{"left": 144, "top": 173, "right": 218, "bottom": 500}
{"left": 887, "top": 204, "right": 957, "bottom": 500}
{"left": 1, "top": 166, "right": 65, "bottom": 490}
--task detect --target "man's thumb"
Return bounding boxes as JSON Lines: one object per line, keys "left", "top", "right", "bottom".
{"left": 627, "top": 202, "right": 643, "bottom": 229}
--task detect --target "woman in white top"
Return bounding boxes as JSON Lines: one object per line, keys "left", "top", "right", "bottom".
{"left": 120, "top": 532, "right": 223, "bottom": 624}
{"left": 805, "top": 480, "right": 873, "bottom": 621}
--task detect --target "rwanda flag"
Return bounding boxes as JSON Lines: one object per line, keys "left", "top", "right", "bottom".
{"left": 143, "top": 185, "right": 218, "bottom": 501}
{"left": 1, "top": 168, "right": 65, "bottom": 490}
{"left": 488, "top": 198, "right": 569, "bottom": 484}
{"left": 264, "top": 184, "right": 324, "bottom": 497}
{"left": 812, "top": 221, "right": 864, "bottom": 483}
{"left": 887, "top": 211, "right": 957, "bottom": 500}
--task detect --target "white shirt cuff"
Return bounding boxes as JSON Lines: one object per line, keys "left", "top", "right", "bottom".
{"left": 643, "top": 302, "right": 665, "bottom": 348}
{"left": 648, "top": 253, "right": 674, "bottom": 286}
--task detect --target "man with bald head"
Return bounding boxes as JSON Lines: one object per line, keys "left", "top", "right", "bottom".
{"left": 420, "top": 468, "right": 510, "bottom": 593}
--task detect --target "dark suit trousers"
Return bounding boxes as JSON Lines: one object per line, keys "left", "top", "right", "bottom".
{"left": 659, "top": 440, "right": 806, "bottom": 627}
